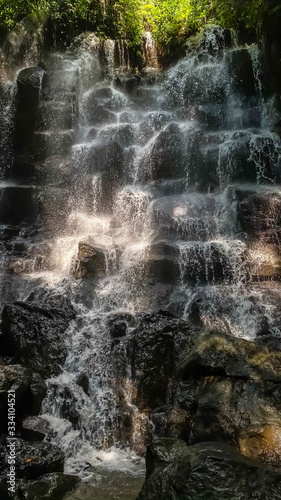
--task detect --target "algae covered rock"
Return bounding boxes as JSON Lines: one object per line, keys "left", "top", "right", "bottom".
{"left": 177, "top": 330, "right": 281, "bottom": 382}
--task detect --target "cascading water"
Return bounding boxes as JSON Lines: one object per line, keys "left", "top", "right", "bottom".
{"left": 2, "top": 25, "right": 281, "bottom": 495}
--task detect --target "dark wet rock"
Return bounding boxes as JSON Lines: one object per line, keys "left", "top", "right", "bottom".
{"left": 138, "top": 439, "right": 281, "bottom": 500}
{"left": 47, "top": 383, "right": 80, "bottom": 427}
{"left": 0, "top": 365, "right": 46, "bottom": 432}
{"left": 14, "top": 439, "right": 64, "bottom": 479}
{"left": 38, "top": 100, "right": 76, "bottom": 131}
{"left": 86, "top": 127, "right": 98, "bottom": 141}
{"left": 263, "top": 11, "right": 281, "bottom": 93}
{"left": 89, "top": 86, "right": 127, "bottom": 111}
{"left": 130, "top": 324, "right": 281, "bottom": 464}
{"left": 114, "top": 124, "right": 136, "bottom": 147}
{"left": 226, "top": 48, "right": 256, "bottom": 98}
{"left": 189, "top": 377, "right": 281, "bottom": 461}
{"left": 125, "top": 75, "right": 142, "bottom": 92}
{"left": 127, "top": 312, "right": 194, "bottom": 410}
{"left": 141, "top": 123, "right": 185, "bottom": 181}
{"left": 21, "top": 416, "right": 50, "bottom": 441}
{"left": 86, "top": 141, "right": 124, "bottom": 209}
{"left": 1, "top": 293, "right": 75, "bottom": 378}
{"left": 90, "top": 104, "right": 117, "bottom": 125}
{"left": 74, "top": 237, "right": 112, "bottom": 278}
{"left": 31, "top": 130, "right": 74, "bottom": 160}
{"left": 18, "top": 473, "right": 80, "bottom": 500}
{"left": 139, "top": 112, "right": 169, "bottom": 145}
{"left": 15, "top": 65, "right": 46, "bottom": 153}
{"left": 237, "top": 190, "right": 281, "bottom": 244}
{"left": 178, "top": 330, "right": 281, "bottom": 382}
{"left": 39, "top": 186, "right": 71, "bottom": 236}
{"left": 108, "top": 311, "right": 136, "bottom": 328}
{"left": 87, "top": 140, "right": 124, "bottom": 177}
{"left": 110, "top": 321, "right": 127, "bottom": 338}
{"left": 0, "top": 186, "right": 39, "bottom": 226}
{"left": 76, "top": 373, "right": 89, "bottom": 395}
{"left": 146, "top": 241, "right": 180, "bottom": 283}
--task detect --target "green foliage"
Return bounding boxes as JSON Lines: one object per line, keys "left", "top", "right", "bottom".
{"left": 212, "top": 0, "right": 265, "bottom": 32}
{"left": 141, "top": 0, "right": 212, "bottom": 46}
{"left": 0, "top": 0, "right": 279, "bottom": 49}
{"left": 0, "top": 0, "right": 212, "bottom": 45}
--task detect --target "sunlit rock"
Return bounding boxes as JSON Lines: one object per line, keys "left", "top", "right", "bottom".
{"left": 178, "top": 330, "right": 281, "bottom": 382}
{"left": 74, "top": 236, "right": 115, "bottom": 278}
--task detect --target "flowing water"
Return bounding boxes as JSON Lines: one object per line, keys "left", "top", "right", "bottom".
{"left": 1, "top": 26, "right": 281, "bottom": 496}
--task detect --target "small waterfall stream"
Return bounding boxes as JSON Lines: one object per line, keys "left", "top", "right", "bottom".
{"left": 1, "top": 26, "right": 281, "bottom": 494}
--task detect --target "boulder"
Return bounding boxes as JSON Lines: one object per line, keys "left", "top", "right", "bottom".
{"left": 177, "top": 330, "right": 281, "bottom": 382}
{"left": 189, "top": 377, "right": 281, "bottom": 464}
{"left": 0, "top": 365, "right": 46, "bottom": 432}
{"left": 87, "top": 86, "right": 128, "bottom": 111}
{"left": 14, "top": 439, "right": 64, "bottom": 479}
{"left": 128, "top": 312, "right": 194, "bottom": 410}
{"left": 138, "top": 439, "right": 281, "bottom": 500}
{"left": 19, "top": 473, "right": 80, "bottom": 500}
{"left": 1, "top": 293, "right": 75, "bottom": 378}
{"left": 248, "top": 242, "right": 281, "bottom": 280}
{"left": 139, "top": 112, "right": 170, "bottom": 145}
{"left": 73, "top": 237, "right": 113, "bottom": 278}
{"left": 237, "top": 190, "right": 281, "bottom": 244}
{"left": 141, "top": 123, "right": 185, "bottom": 181}
{"left": 21, "top": 416, "right": 50, "bottom": 442}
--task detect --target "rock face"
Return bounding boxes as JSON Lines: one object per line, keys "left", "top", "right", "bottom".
{"left": 15, "top": 65, "right": 46, "bottom": 154}
{"left": 128, "top": 312, "right": 193, "bottom": 411}
{"left": 115, "top": 313, "right": 281, "bottom": 468}
{"left": 138, "top": 439, "right": 281, "bottom": 500}
{"left": 0, "top": 365, "right": 46, "bottom": 432}
{"left": 1, "top": 293, "right": 75, "bottom": 378}
{"left": 178, "top": 330, "right": 281, "bottom": 381}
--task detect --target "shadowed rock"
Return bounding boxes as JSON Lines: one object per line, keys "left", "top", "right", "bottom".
{"left": 138, "top": 439, "right": 281, "bottom": 500}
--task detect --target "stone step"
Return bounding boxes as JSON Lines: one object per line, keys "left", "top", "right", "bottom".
{"left": 42, "top": 70, "right": 78, "bottom": 100}
{"left": 146, "top": 239, "right": 248, "bottom": 285}
{"left": 32, "top": 130, "right": 75, "bottom": 159}
{"left": 38, "top": 101, "right": 77, "bottom": 131}
{"left": 0, "top": 185, "right": 39, "bottom": 225}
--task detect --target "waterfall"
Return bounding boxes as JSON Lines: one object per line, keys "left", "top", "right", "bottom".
{"left": 2, "top": 26, "right": 281, "bottom": 486}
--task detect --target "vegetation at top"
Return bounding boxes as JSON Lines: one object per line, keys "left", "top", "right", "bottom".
{"left": 0, "top": 0, "right": 280, "bottom": 49}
